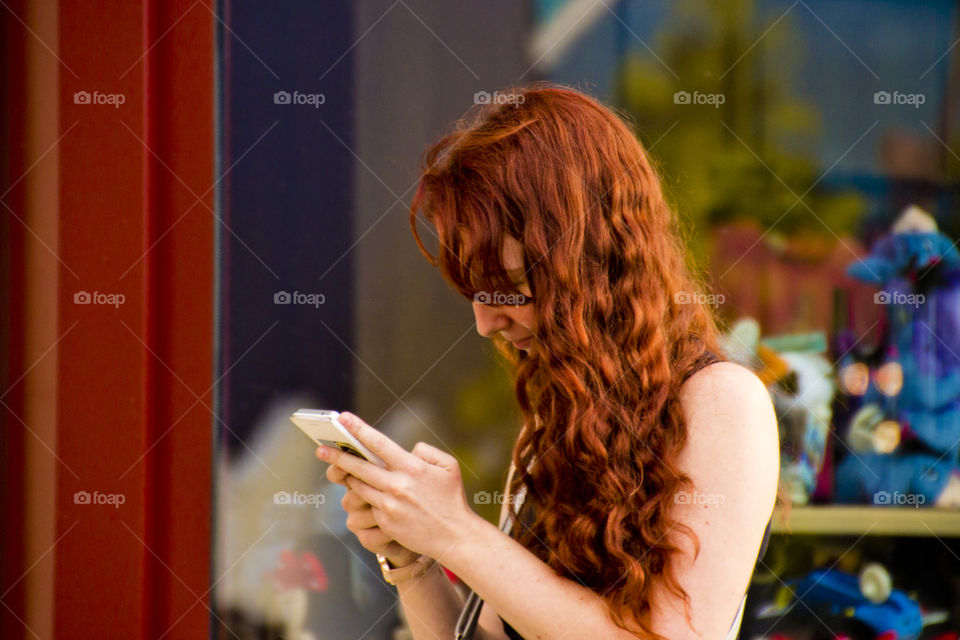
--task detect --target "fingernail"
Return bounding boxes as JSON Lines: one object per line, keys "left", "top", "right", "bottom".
{"left": 317, "top": 445, "right": 328, "bottom": 459}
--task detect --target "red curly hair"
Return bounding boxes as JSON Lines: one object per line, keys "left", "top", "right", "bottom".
{"left": 409, "top": 83, "right": 728, "bottom": 640}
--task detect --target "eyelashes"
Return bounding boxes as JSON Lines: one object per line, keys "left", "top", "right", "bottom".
{"left": 469, "top": 290, "right": 535, "bottom": 305}
{"left": 466, "top": 271, "right": 535, "bottom": 305}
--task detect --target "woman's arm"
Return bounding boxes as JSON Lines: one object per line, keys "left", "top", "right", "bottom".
{"left": 321, "top": 428, "right": 513, "bottom": 640}
{"left": 435, "top": 361, "right": 779, "bottom": 640}
{"left": 642, "top": 361, "right": 779, "bottom": 638}
{"left": 320, "top": 386, "right": 777, "bottom": 640}
{"left": 393, "top": 465, "right": 516, "bottom": 640}
{"left": 393, "top": 562, "right": 508, "bottom": 640}
{"left": 439, "top": 514, "right": 638, "bottom": 640}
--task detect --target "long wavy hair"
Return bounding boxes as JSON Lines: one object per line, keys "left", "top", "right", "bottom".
{"left": 409, "top": 83, "right": 730, "bottom": 639}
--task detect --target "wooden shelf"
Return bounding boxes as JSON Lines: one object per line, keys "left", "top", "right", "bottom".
{"left": 771, "top": 505, "right": 960, "bottom": 537}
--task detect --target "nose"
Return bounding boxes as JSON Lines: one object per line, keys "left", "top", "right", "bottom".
{"left": 472, "top": 302, "right": 509, "bottom": 338}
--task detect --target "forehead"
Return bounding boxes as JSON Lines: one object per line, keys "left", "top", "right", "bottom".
{"left": 455, "top": 225, "right": 526, "bottom": 272}
{"left": 501, "top": 235, "right": 525, "bottom": 270}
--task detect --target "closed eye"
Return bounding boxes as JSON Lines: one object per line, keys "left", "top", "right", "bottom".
{"left": 470, "top": 290, "right": 534, "bottom": 305}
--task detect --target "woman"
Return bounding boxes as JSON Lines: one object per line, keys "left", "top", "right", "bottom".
{"left": 317, "top": 83, "right": 781, "bottom": 640}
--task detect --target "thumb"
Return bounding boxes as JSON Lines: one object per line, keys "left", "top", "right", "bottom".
{"left": 411, "top": 441, "right": 453, "bottom": 468}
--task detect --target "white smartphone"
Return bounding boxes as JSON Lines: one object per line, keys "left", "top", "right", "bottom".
{"left": 289, "top": 408, "right": 387, "bottom": 467}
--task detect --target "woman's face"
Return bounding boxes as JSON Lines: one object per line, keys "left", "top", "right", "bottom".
{"left": 471, "top": 235, "right": 536, "bottom": 352}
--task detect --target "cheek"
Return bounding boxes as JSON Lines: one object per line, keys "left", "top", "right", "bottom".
{"left": 511, "top": 306, "right": 536, "bottom": 330}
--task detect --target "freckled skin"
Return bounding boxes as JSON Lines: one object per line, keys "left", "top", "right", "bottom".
{"left": 471, "top": 236, "right": 537, "bottom": 352}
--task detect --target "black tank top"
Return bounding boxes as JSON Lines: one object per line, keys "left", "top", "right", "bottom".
{"left": 497, "top": 349, "right": 773, "bottom": 640}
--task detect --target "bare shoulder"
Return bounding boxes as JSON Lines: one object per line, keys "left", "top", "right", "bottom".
{"left": 677, "top": 360, "right": 780, "bottom": 501}
{"left": 680, "top": 359, "right": 771, "bottom": 414}
{"left": 641, "top": 360, "right": 780, "bottom": 638}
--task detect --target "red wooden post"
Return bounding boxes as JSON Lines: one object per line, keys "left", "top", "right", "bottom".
{"left": 3, "top": 1, "right": 215, "bottom": 638}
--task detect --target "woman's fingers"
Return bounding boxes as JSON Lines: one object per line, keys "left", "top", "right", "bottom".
{"left": 326, "top": 462, "right": 349, "bottom": 485}
{"left": 345, "top": 506, "right": 377, "bottom": 532}
{"left": 343, "top": 504, "right": 406, "bottom": 557}
{"left": 354, "top": 524, "right": 392, "bottom": 553}
{"left": 338, "top": 485, "right": 418, "bottom": 563}
{"left": 341, "top": 488, "right": 370, "bottom": 511}
{"left": 337, "top": 412, "right": 413, "bottom": 471}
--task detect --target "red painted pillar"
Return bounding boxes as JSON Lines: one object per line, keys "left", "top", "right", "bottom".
{"left": 2, "top": 1, "right": 214, "bottom": 638}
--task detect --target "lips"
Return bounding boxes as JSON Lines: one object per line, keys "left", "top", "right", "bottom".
{"left": 512, "top": 336, "right": 533, "bottom": 349}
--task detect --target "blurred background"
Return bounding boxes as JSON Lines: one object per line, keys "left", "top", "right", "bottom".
{"left": 4, "top": 1, "right": 960, "bottom": 638}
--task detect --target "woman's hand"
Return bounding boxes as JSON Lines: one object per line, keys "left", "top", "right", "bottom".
{"left": 325, "top": 460, "right": 419, "bottom": 566}
{"left": 315, "top": 411, "right": 479, "bottom": 561}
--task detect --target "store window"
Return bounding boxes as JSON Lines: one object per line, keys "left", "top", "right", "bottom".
{"left": 211, "top": 3, "right": 528, "bottom": 639}
{"left": 533, "top": 0, "right": 960, "bottom": 636}
{"left": 210, "top": 1, "right": 960, "bottom": 638}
